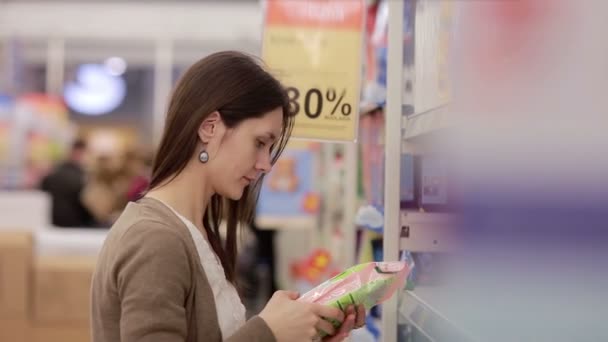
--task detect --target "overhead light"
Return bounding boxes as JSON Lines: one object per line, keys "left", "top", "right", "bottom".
{"left": 64, "top": 63, "right": 127, "bottom": 116}
{"left": 104, "top": 57, "right": 127, "bottom": 76}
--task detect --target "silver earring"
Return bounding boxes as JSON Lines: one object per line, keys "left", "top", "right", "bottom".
{"left": 198, "top": 150, "right": 209, "bottom": 163}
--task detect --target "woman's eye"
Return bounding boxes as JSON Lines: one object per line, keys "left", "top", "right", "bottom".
{"left": 256, "top": 140, "right": 266, "bottom": 149}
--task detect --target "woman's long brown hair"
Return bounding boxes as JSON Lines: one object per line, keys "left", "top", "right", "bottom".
{"left": 148, "top": 51, "right": 294, "bottom": 283}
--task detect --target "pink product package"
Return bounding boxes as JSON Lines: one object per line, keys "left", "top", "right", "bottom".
{"left": 299, "top": 261, "right": 410, "bottom": 311}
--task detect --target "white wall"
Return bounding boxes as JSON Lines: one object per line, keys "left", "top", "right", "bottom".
{"left": 0, "top": 2, "right": 262, "bottom": 42}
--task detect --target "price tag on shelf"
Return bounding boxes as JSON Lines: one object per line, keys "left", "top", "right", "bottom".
{"left": 262, "top": 0, "right": 365, "bottom": 142}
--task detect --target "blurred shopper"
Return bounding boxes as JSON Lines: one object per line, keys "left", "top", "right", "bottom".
{"left": 121, "top": 149, "right": 152, "bottom": 202}
{"left": 81, "top": 155, "right": 124, "bottom": 226}
{"left": 40, "top": 139, "right": 95, "bottom": 227}
{"left": 91, "top": 51, "right": 364, "bottom": 342}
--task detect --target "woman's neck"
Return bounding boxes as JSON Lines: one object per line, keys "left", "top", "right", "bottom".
{"left": 146, "top": 166, "right": 213, "bottom": 232}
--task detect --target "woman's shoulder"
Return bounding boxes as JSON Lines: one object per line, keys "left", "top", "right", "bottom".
{"left": 94, "top": 200, "right": 196, "bottom": 293}
{"left": 98, "top": 199, "right": 196, "bottom": 272}
{"left": 109, "top": 198, "right": 191, "bottom": 241}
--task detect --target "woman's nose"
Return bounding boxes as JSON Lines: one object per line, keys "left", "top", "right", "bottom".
{"left": 256, "top": 153, "right": 272, "bottom": 174}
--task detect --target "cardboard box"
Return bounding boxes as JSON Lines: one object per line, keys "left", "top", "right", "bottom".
{"left": 0, "top": 231, "right": 33, "bottom": 319}
{"left": 33, "top": 256, "right": 96, "bottom": 324}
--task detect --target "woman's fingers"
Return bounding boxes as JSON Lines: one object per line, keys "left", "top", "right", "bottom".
{"left": 323, "top": 314, "right": 355, "bottom": 342}
{"left": 315, "top": 304, "right": 365, "bottom": 341}
{"left": 355, "top": 305, "right": 366, "bottom": 328}
{"left": 316, "top": 318, "right": 337, "bottom": 337}
{"left": 312, "top": 304, "right": 345, "bottom": 322}
{"left": 342, "top": 314, "right": 356, "bottom": 334}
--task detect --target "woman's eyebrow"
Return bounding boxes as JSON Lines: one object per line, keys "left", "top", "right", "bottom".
{"left": 261, "top": 132, "right": 277, "bottom": 141}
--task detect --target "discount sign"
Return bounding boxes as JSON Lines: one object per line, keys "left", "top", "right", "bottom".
{"left": 262, "top": 0, "right": 365, "bottom": 141}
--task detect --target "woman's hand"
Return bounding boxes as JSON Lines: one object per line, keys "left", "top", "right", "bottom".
{"left": 259, "top": 291, "right": 345, "bottom": 342}
{"left": 322, "top": 305, "right": 367, "bottom": 342}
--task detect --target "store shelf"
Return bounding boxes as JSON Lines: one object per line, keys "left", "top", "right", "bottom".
{"left": 254, "top": 216, "right": 316, "bottom": 231}
{"left": 399, "top": 286, "right": 473, "bottom": 342}
{"left": 402, "top": 104, "right": 451, "bottom": 141}
{"left": 399, "top": 211, "right": 460, "bottom": 253}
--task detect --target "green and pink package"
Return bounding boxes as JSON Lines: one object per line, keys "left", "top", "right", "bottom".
{"left": 298, "top": 262, "right": 411, "bottom": 334}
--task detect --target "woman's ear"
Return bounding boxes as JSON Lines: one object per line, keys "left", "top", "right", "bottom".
{"left": 198, "top": 111, "right": 222, "bottom": 144}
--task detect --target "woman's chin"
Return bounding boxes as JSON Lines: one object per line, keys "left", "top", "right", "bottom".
{"left": 218, "top": 187, "right": 245, "bottom": 201}
{"left": 228, "top": 193, "right": 244, "bottom": 201}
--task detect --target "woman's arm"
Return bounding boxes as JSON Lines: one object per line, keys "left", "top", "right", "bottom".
{"left": 112, "top": 222, "right": 277, "bottom": 342}
{"left": 225, "top": 316, "right": 276, "bottom": 342}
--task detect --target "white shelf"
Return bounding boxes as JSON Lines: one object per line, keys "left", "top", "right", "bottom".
{"left": 254, "top": 216, "right": 316, "bottom": 231}
{"left": 399, "top": 286, "right": 473, "bottom": 342}
{"left": 400, "top": 211, "right": 455, "bottom": 224}
{"left": 403, "top": 104, "right": 451, "bottom": 140}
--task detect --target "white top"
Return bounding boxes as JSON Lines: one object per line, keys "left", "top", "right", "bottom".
{"left": 158, "top": 200, "right": 246, "bottom": 340}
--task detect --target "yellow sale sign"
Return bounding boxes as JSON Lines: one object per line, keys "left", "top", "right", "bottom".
{"left": 262, "top": 0, "right": 365, "bottom": 142}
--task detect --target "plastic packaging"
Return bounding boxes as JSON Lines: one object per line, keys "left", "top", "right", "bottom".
{"left": 298, "top": 261, "right": 411, "bottom": 337}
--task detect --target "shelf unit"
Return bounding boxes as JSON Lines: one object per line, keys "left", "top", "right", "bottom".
{"left": 381, "top": 0, "right": 406, "bottom": 341}
{"left": 402, "top": 104, "right": 451, "bottom": 141}
{"left": 398, "top": 287, "right": 472, "bottom": 342}
{"left": 399, "top": 211, "right": 459, "bottom": 253}
{"left": 382, "top": 1, "right": 466, "bottom": 341}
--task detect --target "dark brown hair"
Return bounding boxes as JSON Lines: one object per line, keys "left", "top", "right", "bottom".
{"left": 148, "top": 51, "right": 294, "bottom": 283}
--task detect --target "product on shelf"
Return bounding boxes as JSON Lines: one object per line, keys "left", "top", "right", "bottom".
{"left": 355, "top": 205, "right": 384, "bottom": 234}
{"left": 290, "top": 249, "right": 339, "bottom": 285}
{"left": 299, "top": 261, "right": 411, "bottom": 337}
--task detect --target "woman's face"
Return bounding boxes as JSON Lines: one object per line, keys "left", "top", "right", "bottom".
{"left": 205, "top": 108, "right": 283, "bottom": 200}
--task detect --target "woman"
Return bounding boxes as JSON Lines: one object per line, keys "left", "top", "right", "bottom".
{"left": 91, "top": 51, "right": 364, "bottom": 342}
{"left": 82, "top": 155, "right": 124, "bottom": 226}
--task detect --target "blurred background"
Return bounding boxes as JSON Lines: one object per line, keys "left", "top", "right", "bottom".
{"left": 1, "top": 1, "right": 607, "bottom": 342}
